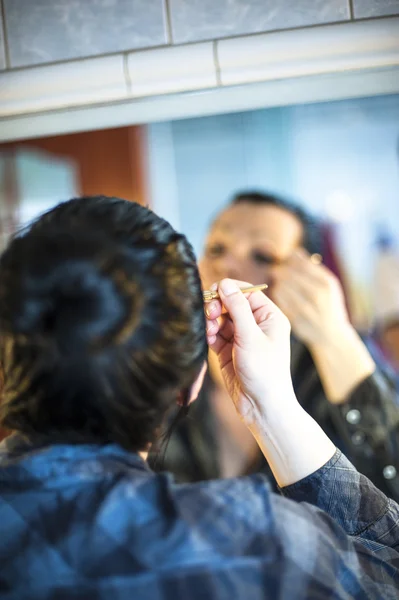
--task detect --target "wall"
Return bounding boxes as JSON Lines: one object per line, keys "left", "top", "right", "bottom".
{"left": 0, "top": 0, "right": 399, "bottom": 70}
{"left": 0, "top": 2, "right": 398, "bottom": 131}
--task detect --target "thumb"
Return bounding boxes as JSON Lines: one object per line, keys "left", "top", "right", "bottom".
{"left": 218, "top": 279, "right": 258, "bottom": 343}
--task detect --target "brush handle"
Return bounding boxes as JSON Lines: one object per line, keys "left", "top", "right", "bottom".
{"left": 203, "top": 284, "right": 268, "bottom": 302}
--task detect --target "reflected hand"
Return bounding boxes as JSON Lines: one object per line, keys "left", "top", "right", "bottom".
{"left": 205, "top": 279, "right": 295, "bottom": 429}
{"left": 271, "top": 250, "right": 351, "bottom": 346}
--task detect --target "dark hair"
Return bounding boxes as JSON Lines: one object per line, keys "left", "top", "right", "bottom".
{"left": 231, "top": 191, "right": 322, "bottom": 254}
{"left": 0, "top": 196, "right": 207, "bottom": 452}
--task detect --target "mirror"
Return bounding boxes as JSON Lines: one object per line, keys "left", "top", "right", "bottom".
{"left": 148, "top": 93, "right": 399, "bottom": 334}
{"left": 1, "top": 92, "right": 398, "bottom": 366}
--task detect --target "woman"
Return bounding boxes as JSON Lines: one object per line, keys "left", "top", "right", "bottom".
{"left": 164, "top": 191, "right": 399, "bottom": 501}
{"left": 0, "top": 196, "right": 398, "bottom": 599}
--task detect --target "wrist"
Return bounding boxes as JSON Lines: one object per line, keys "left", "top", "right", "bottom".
{"left": 249, "top": 404, "right": 336, "bottom": 487}
{"left": 308, "top": 321, "right": 357, "bottom": 351}
{"left": 308, "top": 324, "right": 376, "bottom": 405}
{"left": 248, "top": 386, "right": 302, "bottom": 435}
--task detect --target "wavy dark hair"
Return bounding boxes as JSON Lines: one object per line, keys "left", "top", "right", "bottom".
{"left": 231, "top": 191, "right": 322, "bottom": 255}
{"left": 0, "top": 197, "right": 207, "bottom": 453}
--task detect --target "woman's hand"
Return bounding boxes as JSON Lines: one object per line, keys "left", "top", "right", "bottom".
{"left": 205, "top": 279, "right": 296, "bottom": 429}
{"left": 270, "top": 250, "right": 375, "bottom": 403}
{"left": 204, "top": 278, "right": 336, "bottom": 486}
{"left": 270, "top": 250, "right": 351, "bottom": 347}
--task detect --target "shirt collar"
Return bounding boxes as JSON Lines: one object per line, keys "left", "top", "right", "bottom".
{"left": 0, "top": 432, "right": 150, "bottom": 479}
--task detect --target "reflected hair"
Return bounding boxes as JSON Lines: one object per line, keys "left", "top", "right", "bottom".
{"left": 0, "top": 196, "right": 207, "bottom": 453}
{"left": 231, "top": 190, "right": 322, "bottom": 255}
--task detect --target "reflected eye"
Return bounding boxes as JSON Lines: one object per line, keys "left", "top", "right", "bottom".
{"left": 206, "top": 243, "right": 226, "bottom": 258}
{"left": 252, "top": 251, "right": 277, "bottom": 265}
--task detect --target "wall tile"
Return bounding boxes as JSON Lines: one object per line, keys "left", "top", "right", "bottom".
{"left": 353, "top": 0, "right": 399, "bottom": 18}
{"left": 127, "top": 42, "right": 217, "bottom": 97}
{"left": 169, "top": 0, "right": 350, "bottom": 44}
{"left": 4, "top": 0, "right": 167, "bottom": 68}
{"left": 0, "top": 55, "right": 128, "bottom": 116}
{"left": 218, "top": 18, "right": 399, "bottom": 86}
{"left": 0, "top": 8, "right": 6, "bottom": 69}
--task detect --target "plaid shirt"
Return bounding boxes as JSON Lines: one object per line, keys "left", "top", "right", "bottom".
{"left": 0, "top": 435, "right": 398, "bottom": 600}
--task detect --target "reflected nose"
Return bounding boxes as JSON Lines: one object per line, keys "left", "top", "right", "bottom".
{"left": 213, "top": 253, "right": 244, "bottom": 281}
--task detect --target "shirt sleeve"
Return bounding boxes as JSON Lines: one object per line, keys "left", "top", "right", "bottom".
{"left": 333, "top": 365, "right": 399, "bottom": 500}
{"left": 281, "top": 449, "right": 399, "bottom": 550}
{"left": 173, "top": 452, "right": 399, "bottom": 597}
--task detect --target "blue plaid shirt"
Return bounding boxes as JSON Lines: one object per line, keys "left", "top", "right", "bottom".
{"left": 1, "top": 434, "right": 398, "bottom": 599}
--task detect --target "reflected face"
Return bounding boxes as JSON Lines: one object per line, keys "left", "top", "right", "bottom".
{"left": 201, "top": 202, "right": 304, "bottom": 288}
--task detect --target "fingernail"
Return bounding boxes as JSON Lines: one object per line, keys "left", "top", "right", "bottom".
{"left": 210, "top": 282, "right": 218, "bottom": 291}
{"left": 205, "top": 301, "right": 218, "bottom": 317}
{"left": 219, "top": 279, "right": 240, "bottom": 296}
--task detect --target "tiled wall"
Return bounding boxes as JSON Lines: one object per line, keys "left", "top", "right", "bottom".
{"left": 1, "top": 0, "right": 399, "bottom": 70}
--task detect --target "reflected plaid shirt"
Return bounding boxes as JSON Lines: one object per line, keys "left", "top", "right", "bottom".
{"left": 0, "top": 435, "right": 399, "bottom": 599}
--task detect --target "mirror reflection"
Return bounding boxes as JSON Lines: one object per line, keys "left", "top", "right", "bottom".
{"left": 2, "top": 93, "right": 398, "bottom": 369}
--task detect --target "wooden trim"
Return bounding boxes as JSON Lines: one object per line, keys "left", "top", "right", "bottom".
{"left": 128, "top": 125, "right": 150, "bottom": 207}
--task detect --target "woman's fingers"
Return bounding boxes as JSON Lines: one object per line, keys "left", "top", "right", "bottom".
{"left": 207, "top": 321, "right": 232, "bottom": 355}
{"left": 205, "top": 279, "right": 287, "bottom": 349}
{"left": 206, "top": 317, "right": 219, "bottom": 339}
{"left": 204, "top": 299, "right": 222, "bottom": 320}
{"left": 207, "top": 314, "right": 235, "bottom": 350}
{"left": 216, "top": 280, "right": 259, "bottom": 345}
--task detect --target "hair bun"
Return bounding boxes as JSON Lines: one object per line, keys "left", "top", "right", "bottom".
{"left": 1, "top": 230, "right": 135, "bottom": 353}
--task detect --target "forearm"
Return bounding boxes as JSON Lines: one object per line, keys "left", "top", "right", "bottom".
{"left": 250, "top": 399, "right": 335, "bottom": 487}
{"left": 255, "top": 400, "right": 399, "bottom": 547}
{"left": 309, "top": 325, "right": 375, "bottom": 404}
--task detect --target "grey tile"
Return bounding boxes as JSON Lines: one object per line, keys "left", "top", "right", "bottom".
{"left": 0, "top": 7, "right": 6, "bottom": 69}
{"left": 169, "top": 0, "right": 350, "bottom": 44}
{"left": 353, "top": 0, "right": 399, "bottom": 18}
{"left": 4, "top": 0, "right": 167, "bottom": 68}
